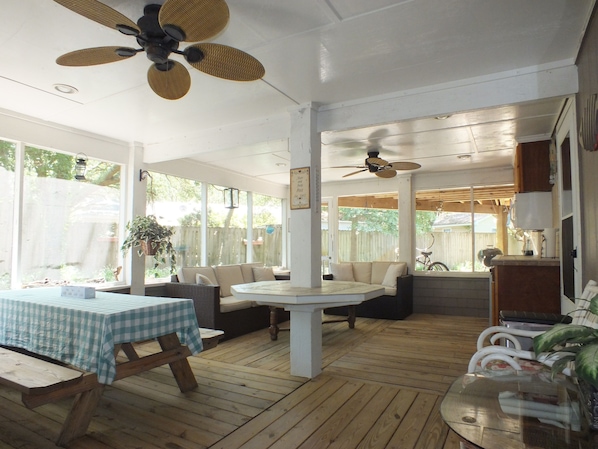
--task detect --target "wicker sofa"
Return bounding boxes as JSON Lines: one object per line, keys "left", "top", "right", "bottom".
{"left": 324, "top": 261, "right": 413, "bottom": 320}
{"left": 147, "top": 263, "right": 289, "bottom": 341}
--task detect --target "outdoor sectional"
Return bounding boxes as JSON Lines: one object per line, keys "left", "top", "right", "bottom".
{"left": 158, "top": 263, "right": 289, "bottom": 341}
{"left": 323, "top": 261, "right": 413, "bottom": 320}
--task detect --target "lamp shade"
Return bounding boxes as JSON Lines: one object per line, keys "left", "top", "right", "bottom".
{"left": 512, "top": 192, "right": 553, "bottom": 230}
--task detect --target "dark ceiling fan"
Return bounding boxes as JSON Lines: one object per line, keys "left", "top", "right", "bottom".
{"left": 334, "top": 149, "right": 421, "bottom": 178}
{"left": 53, "top": 0, "right": 265, "bottom": 100}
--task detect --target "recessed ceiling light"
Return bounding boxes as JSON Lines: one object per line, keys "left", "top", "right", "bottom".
{"left": 458, "top": 154, "right": 471, "bottom": 160}
{"left": 275, "top": 162, "right": 287, "bottom": 167}
{"left": 435, "top": 115, "right": 451, "bottom": 120}
{"left": 53, "top": 84, "right": 78, "bottom": 94}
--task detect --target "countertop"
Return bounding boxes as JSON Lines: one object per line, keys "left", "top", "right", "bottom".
{"left": 490, "top": 255, "right": 560, "bottom": 266}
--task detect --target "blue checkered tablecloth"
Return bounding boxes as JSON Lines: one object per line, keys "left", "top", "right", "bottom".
{"left": 0, "top": 288, "right": 203, "bottom": 384}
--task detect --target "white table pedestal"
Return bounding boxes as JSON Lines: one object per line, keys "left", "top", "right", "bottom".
{"left": 232, "top": 281, "right": 384, "bottom": 378}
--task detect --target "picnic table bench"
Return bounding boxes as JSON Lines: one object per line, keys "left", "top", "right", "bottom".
{"left": 0, "top": 347, "right": 101, "bottom": 446}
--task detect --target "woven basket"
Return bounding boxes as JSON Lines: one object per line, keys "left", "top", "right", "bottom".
{"left": 140, "top": 240, "right": 157, "bottom": 256}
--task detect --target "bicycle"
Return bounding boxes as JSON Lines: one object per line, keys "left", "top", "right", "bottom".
{"left": 415, "top": 234, "right": 449, "bottom": 271}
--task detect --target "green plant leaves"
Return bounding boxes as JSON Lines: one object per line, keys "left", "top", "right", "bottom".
{"left": 533, "top": 324, "right": 597, "bottom": 354}
{"left": 121, "top": 215, "right": 177, "bottom": 274}
{"left": 576, "top": 344, "right": 598, "bottom": 388}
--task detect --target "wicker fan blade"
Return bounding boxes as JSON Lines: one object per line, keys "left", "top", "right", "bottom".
{"left": 56, "top": 47, "right": 137, "bottom": 66}
{"left": 54, "top": 0, "right": 140, "bottom": 34}
{"left": 375, "top": 170, "right": 397, "bottom": 178}
{"left": 331, "top": 165, "right": 367, "bottom": 169}
{"left": 343, "top": 169, "right": 367, "bottom": 178}
{"left": 389, "top": 161, "right": 422, "bottom": 170}
{"left": 186, "top": 43, "right": 265, "bottom": 81}
{"left": 147, "top": 61, "right": 191, "bottom": 100}
{"left": 366, "top": 157, "right": 388, "bottom": 167}
{"left": 159, "top": 0, "right": 229, "bottom": 42}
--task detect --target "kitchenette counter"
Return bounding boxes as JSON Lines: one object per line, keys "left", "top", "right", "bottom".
{"left": 489, "top": 255, "right": 561, "bottom": 325}
{"left": 491, "top": 255, "right": 560, "bottom": 267}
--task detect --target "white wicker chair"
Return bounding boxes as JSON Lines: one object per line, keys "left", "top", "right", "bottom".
{"left": 468, "top": 279, "right": 598, "bottom": 374}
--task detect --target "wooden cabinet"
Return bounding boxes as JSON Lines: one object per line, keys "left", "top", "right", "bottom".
{"left": 491, "top": 256, "right": 560, "bottom": 325}
{"left": 514, "top": 140, "right": 552, "bottom": 193}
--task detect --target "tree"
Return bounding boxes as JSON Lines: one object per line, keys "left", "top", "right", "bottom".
{"left": 0, "top": 143, "right": 120, "bottom": 188}
{"left": 338, "top": 207, "right": 398, "bottom": 235}
{"left": 415, "top": 211, "right": 436, "bottom": 235}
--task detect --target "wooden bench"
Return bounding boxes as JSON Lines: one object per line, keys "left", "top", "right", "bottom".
{"left": 199, "top": 327, "right": 225, "bottom": 350}
{"left": 0, "top": 347, "right": 101, "bottom": 446}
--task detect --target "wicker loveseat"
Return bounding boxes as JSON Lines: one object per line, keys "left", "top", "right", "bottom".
{"left": 324, "top": 261, "right": 413, "bottom": 320}
{"left": 148, "top": 263, "right": 289, "bottom": 341}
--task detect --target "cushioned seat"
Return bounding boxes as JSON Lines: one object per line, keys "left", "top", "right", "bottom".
{"left": 150, "top": 264, "right": 290, "bottom": 340}
{"left": 324, "top": 261, "right": 413, "bottom": 320}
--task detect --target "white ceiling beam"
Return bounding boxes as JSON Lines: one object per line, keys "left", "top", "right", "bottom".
{"left": 317, "top": 64, "right": 579, "bottom": 133}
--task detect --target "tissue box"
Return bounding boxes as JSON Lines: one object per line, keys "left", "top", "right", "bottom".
{"left": 61, "top": 286, "right": 96, "bottom": 299}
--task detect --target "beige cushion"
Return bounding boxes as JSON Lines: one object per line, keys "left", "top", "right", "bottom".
{"left": 352, "top": 262, "right": 372, "bottom": 283}
{"left": 241, "top": 262, "right": 263, "bottom": 283}
{"left": 178, "top": 266, "right": 217, "bottom": 285}
{"left": 195, "top": 273, "right": 214, "bottom": 285}
{"left": 253, "top": 267, "right": 276, "bottom": 282}
{"left": 331, "top": 262, "right": 355, "bottom": 281}
{"left": 214, "top": 265, "right": 245, "bottom": 298}
{"left": 371, "top": 261, "right": 392, "bottom": 285}
{"left": 219, "top": 296, "right": 254, "bottom": 313}
{"left": 382, "top": 263, "right": 407, "bottom": 288}
{"left": 383, "top": 286, "right": 397, "bottom": 296}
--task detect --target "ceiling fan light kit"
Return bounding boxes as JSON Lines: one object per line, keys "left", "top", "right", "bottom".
{"left": 53, "top": 0, "right": 264, "bottom": 100}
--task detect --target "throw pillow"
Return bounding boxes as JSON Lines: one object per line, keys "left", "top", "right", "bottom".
{"left": 214, "top": 265, "right": 245, "bottom": 297}
{"left": 196, "top": 273, "right": 214, "bottom": 285}
{"left": 330, "top": 262, "right": 355, "bottom": 282}
{"left": 252, "top": 267, "right": 276, "bottom": 282}
{"left": 381, "top": 263, "right": 406, "bottom": 288}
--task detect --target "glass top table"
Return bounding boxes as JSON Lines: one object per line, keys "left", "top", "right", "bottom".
{"left": 441, "top": 372, "right": 598, "bottom": 449}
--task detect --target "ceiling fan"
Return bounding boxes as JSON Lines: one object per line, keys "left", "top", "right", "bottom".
{"left": 53, "top": 0, "right": 265, "bottom": 100}
{"left": 334, "top": 149, "right": 421, "bottom": 178}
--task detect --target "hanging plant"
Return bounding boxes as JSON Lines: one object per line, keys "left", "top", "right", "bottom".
{"left": 121, "top": 215, "right": 176, "bottom": 274}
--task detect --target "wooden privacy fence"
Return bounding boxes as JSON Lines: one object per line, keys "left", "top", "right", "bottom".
{"left": 171, "top": 226, "right": 283, "bottom": 268}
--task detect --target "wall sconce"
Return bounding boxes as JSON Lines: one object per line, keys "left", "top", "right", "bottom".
{"left": 139, "top": 169, "right": 152, "bottom": 181}
{"left": 74, "top": 153, "right": 88, "bottom": 180}
{"left": 224, "top": 188, "right": 239, "bottom": 209}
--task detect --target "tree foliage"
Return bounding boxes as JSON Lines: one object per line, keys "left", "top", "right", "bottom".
{"left": 415, "top": 211, "right": 436, "bottom": 235}
{"left": 339, "top": 207, "right": 398, "bottom": 235}
{"left": 0, "top": 142, "right": 120, "bottom": 187}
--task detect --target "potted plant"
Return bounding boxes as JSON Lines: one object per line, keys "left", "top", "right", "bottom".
{"left": 533, "top": 295, "right": 598, "bottom": 427}
{"left": 121, "top": 215, "right": 176, "bottom": 274}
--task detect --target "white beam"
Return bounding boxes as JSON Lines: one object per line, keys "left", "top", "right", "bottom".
{"left": 317, "top": 64, "right": 578, "bottom": 133}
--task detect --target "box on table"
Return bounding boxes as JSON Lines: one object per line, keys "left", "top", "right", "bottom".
{"left": 61, "top": 286, "right": 96, "bottom": 299}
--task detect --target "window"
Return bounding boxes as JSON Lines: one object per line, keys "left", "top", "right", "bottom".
{"left": 337, "top": 195, "right": 399, "bottom": 262}
{"left": 252, "top": 193, "right": 283, "bottom": 267}
{"left": 207, "top": 184, "right": 248, "bottom": 266}
{"left": 146, "top": 172, "right": 202, "bottom": 278}
{"left": 415, "top": 185, "right": 513, "bottom": 272}
{"left": 18, "top": 146, "right": 121, "bottom": 287}
{"left": 0, "top": 140, "right": 16, "bottom": 290}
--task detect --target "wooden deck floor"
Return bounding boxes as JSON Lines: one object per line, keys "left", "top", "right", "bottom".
{"left": 0, "top": 314, "right": 487, "bottom": 449}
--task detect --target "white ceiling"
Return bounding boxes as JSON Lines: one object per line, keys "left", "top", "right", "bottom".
{"left": 0, "top": 0, "right": 594, "bottom": 185}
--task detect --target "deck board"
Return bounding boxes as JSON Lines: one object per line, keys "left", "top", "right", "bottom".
{"left": 0, "top": 314, "right": 487, "bottom": 448}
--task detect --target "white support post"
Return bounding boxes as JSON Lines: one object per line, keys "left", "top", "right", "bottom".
{"left": 289, "top": 103, "right": 321, "bottom": 288}
{"left": 124, "top": 143, "right": 147, "bottom": 296}
{"left": 10, "top": 142, "right": 24, "bottom": 290}
{"left": 289, "top": 308, "right": 323, "bottom": 377}
{"left": 398, "top": 176, "right": 413, "bottom": 270}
